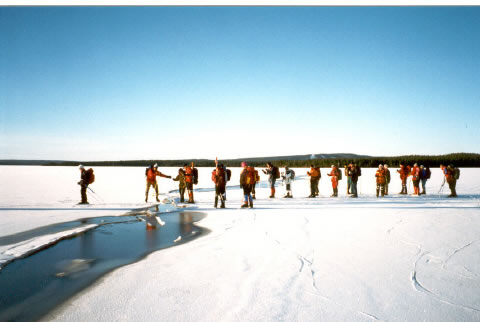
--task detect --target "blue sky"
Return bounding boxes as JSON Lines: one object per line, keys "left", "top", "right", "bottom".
{"left": 1, "top": 7, "right": 479, "bottom": 160}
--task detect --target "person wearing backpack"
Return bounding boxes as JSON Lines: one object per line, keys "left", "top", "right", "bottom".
{"left": 419, "top": 165, "right": 430, "bottom": 195}
{"left": 281, "top": 166, "right": 295, "bottom": 198}
{"left": 77, "top": 164, "right": 94, "bottom": 204}
{"left": 240, "top": 162, "right": 254, "bottom": 208}
{"left": 327, "top": 165, "right": 340, "bottom": 197}
{"left": 212, "top": 165, "right": 227, "bottom": 208}
{"left": 384, "top": 164, "right": 391, "bottom": 195}
{"left": 262, "top": 162, "right": 279, "bottom": 198}
{"left": 172, "top": 168, "right": 186, "bottom": 203}
{"left": 350, "top": 163, "right": 359, "bottom": 198}
{"left": 375, "top": 164, "right": 387, "bottom": 197}
{"left": 445, "top": 164, "right": 459, "bottom": 197}
{"left": 183, "top": 163, "right": 196, "bottom": 203}
{"left": 252, "top": 168, "right": 260, "bottom": 199}
{"left": 307, "top": 165, "right": 321, "bottom": 198}
{"left": 145, "top": 164, "right": 172, "bottom": 203}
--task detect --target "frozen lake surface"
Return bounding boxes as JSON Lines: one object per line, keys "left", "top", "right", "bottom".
{"left": 1, "top": 166, "right": 480, "bottom": 321}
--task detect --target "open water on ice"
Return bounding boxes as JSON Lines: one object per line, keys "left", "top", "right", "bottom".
{"left": 0, "top": 210, "right": 207, "bottom": 321}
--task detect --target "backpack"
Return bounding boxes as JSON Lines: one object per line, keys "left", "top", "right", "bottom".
{"left": 255, "top": 170, "right": 260, "bottom": 183}
{"left": 357, "top": 166, "right": 362, "bottom": 176}
{"left": 192, "top": 168, "right": 199, "bottom": 185}
{"left": 273, "top": 166, "right": 280, "bottom": 179}
{"left": 454, "top": 168, "right": 460, "bottom": 180}
{"left": 86, "top": 168, "right": 95, "bottom": 185}
{"left": 426, "top": 168, "right": 431, "bottom": 179}
{"left": 226, "top": 169, "right": 232, "bottom": 181}
{"left": 337, "top": 168, "right": 342, "bottom": 180}
{"left": 246, "top": 167, "right": 256, "bottom": 185}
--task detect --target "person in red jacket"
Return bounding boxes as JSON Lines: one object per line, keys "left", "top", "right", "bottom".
{"left": 183, "top": 163, "right": 195, "bottom": 203}
{"left": 211, "top": 165, "right": 227, "bottom": 208}
{"left": 397, "top": 163, "right": 411, "bottom": 194}
{"left": 327, "top": 165, "right": 340, "bottom": 197}
{"left": 145, "top": 164, "right": 171, "bottom": 202}
{"left": 411, "top": 163, "right": 421, "bottom": 195}
{"left": 375, "top": 164, "right": 387, "bottom": 197}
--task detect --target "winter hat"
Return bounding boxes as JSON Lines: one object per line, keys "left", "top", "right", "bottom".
{"left": 384, "top": 164, "right": 388, "bottom": 168}
{"left": 241, "top": 162, "right": 247, "bottom": 167}
{"left": 78, "top": 164, "right": 85, "bottom": 169}
{"left": 154, "top": 163, "right": 158, "bottom": 168}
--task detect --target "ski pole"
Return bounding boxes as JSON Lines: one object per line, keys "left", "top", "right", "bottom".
{"left": 87, "top": 186, "right": 104, "bottom": 202}
{"left": 438, "top": 178, "right": 446, "bottom": 194}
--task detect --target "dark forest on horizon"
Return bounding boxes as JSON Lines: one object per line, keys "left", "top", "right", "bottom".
{"left": 1, "top": 153, "right": 480, "bottom": 168}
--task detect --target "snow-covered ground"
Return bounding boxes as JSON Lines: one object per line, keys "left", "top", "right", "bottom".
{"left": 1, "top": 166, "right": 480, "bottom": 321}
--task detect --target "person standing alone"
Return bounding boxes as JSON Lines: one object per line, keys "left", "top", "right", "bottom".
{"left": 78, "top": 164, "right": 94, "bottom": 205}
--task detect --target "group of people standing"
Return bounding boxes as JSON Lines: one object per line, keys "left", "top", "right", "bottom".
{"left": 77, "top": 161, "right": 461, "bottom": 205}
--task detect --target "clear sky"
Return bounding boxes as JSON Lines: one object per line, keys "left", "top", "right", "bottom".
{"left": 1, "top": 7, "right": 479, "bottom": 161}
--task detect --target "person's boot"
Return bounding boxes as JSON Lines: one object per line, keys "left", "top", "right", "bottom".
{"left": 252, "top": 194, "right": 256, "bottom": 200}
{"left": 269, "top": 188, "right": 275, "bottom": 198}
{"left": 335, "top": 188, "right": 338, "bottom": 197}
{"left": 241, "top": 202, "right": 249, "bottom": 208}
{"left": 248, "top": 198, "right": 253, "bottom": 208}
{"left": 145, "top": 194, "right": 148, "bottom": 203}
{"left": 376, "top": 188, "right": 379, "bottom": 197}
{"left": 156, "top": 195, "right": 160, "bottom": 202}
{"left": 220, "top": 200, "right": 225, "bottom": 208}
{"left": 214, "top": 196, "right": 218, "bottom": 208}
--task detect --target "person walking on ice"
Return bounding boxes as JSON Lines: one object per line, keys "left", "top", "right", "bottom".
{"left": 384, "top": 164, "right": 391, "bottom": 195}
{"left": 212, "top": 159, "right": 227, "bottom": 208}
{"left": 172, "top": 168, "right": 186, "bottom": 203}
{"left": 419, "top": 165, "right": 431, "bottom": 194}
{"left": 327, "top": 165, "right": 340, "bottom": 197}
{"left": 397, "top": 162, "right": 411, "bottom": 194}
{"left": 78, "top": 164, "right": 94, "bottom": 204}
{"left": 240, "top": 162, "right": 255, "bottom": 208}
{"left": 375, "top": 164, "right": 387, "bottom": 197}
{"left": 441, "top": 164, "right": 459, "bottom": 197}
{"left": 263, "top": 162, "right": 279, "bottom": 198}
{"left": 307, "top": 164, "right": 321, "bottom": 198}
{"left": 145, "top": 163, "right": 171, "bottom": 202}
{"left": 281, "top": 166, "right": 295, "bottom": 198}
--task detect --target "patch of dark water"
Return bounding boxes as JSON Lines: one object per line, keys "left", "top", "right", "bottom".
{"left": 0, "top": 211, "right": 208, "bottom": 321}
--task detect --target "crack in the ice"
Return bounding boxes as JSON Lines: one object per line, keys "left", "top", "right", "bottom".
{"left": 412, "top": 251, "right": 480, "bottom": 313}
{"left": 442, "top": 240, "right": 479, "bottom": 270}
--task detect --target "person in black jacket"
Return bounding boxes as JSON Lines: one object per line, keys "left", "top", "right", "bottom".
{"left": 262, "top": 162, "right": 278, "bottom": 198}
{"left": 78, "top": 164, "right": 89, "bottom": 204}
{"left": 384, "top": 164, "right": 391, "bottom": 195}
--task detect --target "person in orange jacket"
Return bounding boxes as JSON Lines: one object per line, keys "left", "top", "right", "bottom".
{"left": 240, "top": 162, "right": 255, "bottom": 208}
{"left": 397, "top": 163, "right": 411, "bottom": 194}
{"left": 183, "top": 163, "right": 195, "bottom": 203}
{"left": 411, "top": 163, "right": 421, "bottom": 195}
{"left": 307, "top": 164, "right": 321, "bottom": 197}
{"left": 375, "top": 164, "right": 387, "bottom": 197}
{"left": 145, "top": 163, "right": 171, "bottom": 202}
{"left": 211, "top": 165, "right": 227, "bottom": 208}
{"left": 327, "top": 165, "right": 340, "bottom": 197}
{"left": 441, "top": 164, "right": 458, "bottom": 197}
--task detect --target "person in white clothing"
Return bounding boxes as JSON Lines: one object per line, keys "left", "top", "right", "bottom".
{"left": 282, "top": 166, "right": 295, "bottom": 198}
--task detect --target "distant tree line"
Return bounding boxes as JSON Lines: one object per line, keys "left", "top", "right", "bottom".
{"left": 40, "top": 153, "right": 480, "bottom": 168}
